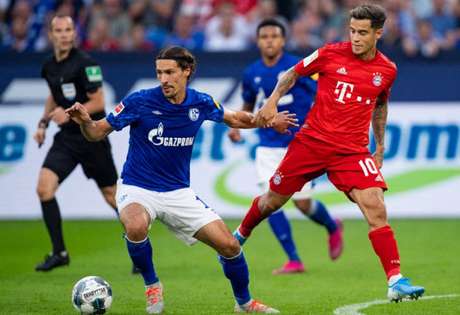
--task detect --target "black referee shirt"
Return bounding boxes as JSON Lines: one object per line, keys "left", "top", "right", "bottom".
{"left": 41, "top": 47, "right": 106, "bottom": 133}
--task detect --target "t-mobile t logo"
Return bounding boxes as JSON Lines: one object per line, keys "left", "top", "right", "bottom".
{"left": 334, "top": 81, "right": 354, "bottom": 104}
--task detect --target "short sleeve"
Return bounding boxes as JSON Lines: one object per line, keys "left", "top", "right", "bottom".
{"left": 241, "top": 69, "right": 257, "bottom": 104}
{"left": 203, "top": 95, "right": 224, "bottom": 123}
{"left": 106, "top": 91, "right": 143, "bottom": 131}
{"left": 79, "top": 57, "right": 103, "bottom": 93}
{"left": 294, "top": 47, "right": 327, "bottom": 77}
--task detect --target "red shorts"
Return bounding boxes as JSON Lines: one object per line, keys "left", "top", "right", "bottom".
{"left": 269, "top": 135, "right": 387, "bottom": 196}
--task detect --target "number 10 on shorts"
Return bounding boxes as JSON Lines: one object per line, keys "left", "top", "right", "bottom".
{"left": 358, "top": 158, "right": 378, "bottom": 177}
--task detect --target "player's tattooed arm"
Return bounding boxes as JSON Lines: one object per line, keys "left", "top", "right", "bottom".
{"left": 272, "top": 67, "right": 300, "bottom": 99}
{"left": 372, "top": 94, "right": 388, "bottom": 168}
{"left": 255, "top": 67, "right": 299, "bottom": 127}
{"left": 65, "top": 102, "right": 113, "bottom": 141}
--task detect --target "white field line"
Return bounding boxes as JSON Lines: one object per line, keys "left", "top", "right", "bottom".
{"left": 333, "top": 294, "right": 459, "bottom": 315}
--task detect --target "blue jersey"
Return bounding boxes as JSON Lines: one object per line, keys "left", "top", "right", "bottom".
{"left": 106, "top": 87, "right": 224, "bottom": 192}
{"left": 242, "top": 53, "right": 317, "bottom": 147}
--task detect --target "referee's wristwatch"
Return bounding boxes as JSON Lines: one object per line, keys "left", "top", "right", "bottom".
{"left": 38, "top": 118, "right": 49, "bottom": 129}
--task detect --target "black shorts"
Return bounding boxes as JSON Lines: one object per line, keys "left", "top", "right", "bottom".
{"left": 42, "top": 131, "right": 118, "bottom": 188}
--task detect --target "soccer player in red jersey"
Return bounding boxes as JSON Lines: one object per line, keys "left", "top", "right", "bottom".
{"left": 233, "top": 4, "right": 425, "bottom": 301}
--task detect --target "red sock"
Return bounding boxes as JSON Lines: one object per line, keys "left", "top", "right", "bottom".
{"left": 368, "top": 225, "right": 401, "bottom": 280}
{"left": 239, "top": 196, "right": 265, "bottom": 238}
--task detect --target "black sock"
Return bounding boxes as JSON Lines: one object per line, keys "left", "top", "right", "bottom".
{"left": 41, "top": 198, "right": 66, "bottom": 255}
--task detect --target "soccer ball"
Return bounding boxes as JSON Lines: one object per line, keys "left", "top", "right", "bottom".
{"left": 72, "top": 276, "right": 113, "bottom": 314}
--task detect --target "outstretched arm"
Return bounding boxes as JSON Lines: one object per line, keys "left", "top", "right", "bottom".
{"left": 372, "top": 94, "right": 388, "bottom": 168}
{"left": 223, "top": 108, "right": 298, "bottom": 133}
{"left": 228, "top": 101, "right": 255, "bottom": 143}
{"left": 65, "top": 102, "right": 113, "bottom": 141}
{"left": 254, "top": 67, "right": 300, "bottom": 127}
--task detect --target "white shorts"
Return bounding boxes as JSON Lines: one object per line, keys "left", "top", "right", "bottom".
{"left": 255, "top": 146, "right": 313, "bottom": 200}
{"left": 116, "top": 182, "right": 221, "bottom": 245}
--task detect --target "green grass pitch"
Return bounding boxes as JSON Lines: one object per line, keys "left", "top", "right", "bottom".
{"left": 0, "top": 219, "right": 459, "bottom": 314}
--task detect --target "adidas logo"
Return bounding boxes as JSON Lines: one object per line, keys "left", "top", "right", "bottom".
{"left": 375, "top": 175, "right": 384, "bottom": 182}
{"left": 336, "top": 67, "right": 347, "bottom": 75}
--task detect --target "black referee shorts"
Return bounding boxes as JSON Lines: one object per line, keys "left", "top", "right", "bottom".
{"left": 42, "top": 131, "right": 118, "bottom": 188}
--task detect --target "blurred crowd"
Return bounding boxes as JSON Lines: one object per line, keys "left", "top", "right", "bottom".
{"left": 1, "top": 0, "right": 459, "bottom": 57}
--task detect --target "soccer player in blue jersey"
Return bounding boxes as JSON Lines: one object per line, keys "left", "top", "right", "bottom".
{"left": 228, "top": 19, "right": 344, "bottom": 274}
{"left": 66, "top": 46, "right": 298, "bottom": 314}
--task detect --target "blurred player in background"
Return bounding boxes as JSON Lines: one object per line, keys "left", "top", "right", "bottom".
{"left": 228, "top": 18, "right": 343, "bottom": 275}
{"left": 66, "top": 46, "right": 297, "bottom": 314}
{"left": 234, "top": 4, "right": 425, "bottom": 302}
{"left": 34, "top": 15, "right": 118, "bottom": 272}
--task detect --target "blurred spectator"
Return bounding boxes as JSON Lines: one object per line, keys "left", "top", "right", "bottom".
{"left": 246, "top": 0, "right": 285, "bottom": 41}
{"left": 123, "top": 23, "right": 154, "bottom": 51}
{"left": 319, "top": 0, "right": 345, "bottom": 43}
{"left": 3, "top": 15, "right": 33, "bottom": 51}
{"left": 428, "top": 0, "right": 456, "bottom": 48}
{"left": 151, "top": 0, "right": 180, "bottom": 31}
{"left": 128, "top": 0, "right": 156, "bottom": 27}
{"left": 403, "top": 18, "right": 441, "bottom": 57}
{"left": 82, "top": 16, "right": 120, "bottom": 51}
{"left": 88, "top": 0, "right": 131, "bottom": 45}
{"left": 204, "top": 0, "right": 251, "bottom": 51}
{"left": 455, "top": 0, "right": 460, "bottom": 49}
{"left": 412, "top": 0, "right": 433, "bottom": 18}
{"left": 0, "top": 0, "right": 459, "bottom": 55}
{"left": 288, "top": 4, "right": 323, "bottom": 50}
{"left": 381, "top": 10, "right": 403, "bottom": 49}
{"left": 164, "top": 12, "right": 204, "bottom": 50}
{"left": 180, "top": 0, "right": 214, "bottom": 28}
{"left": 2, "top": 0, "right": 35, "bottom": 51}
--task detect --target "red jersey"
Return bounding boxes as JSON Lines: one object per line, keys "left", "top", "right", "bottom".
{"left": 294, "top": 42, "right": 397, "bottom": 153}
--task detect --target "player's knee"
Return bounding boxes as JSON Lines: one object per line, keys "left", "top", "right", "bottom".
{"left": 36, "top": 183, "right": 55, "bottom": 201}
{"left": 120, "top": 211, "right": 149, "bottom": 241}
{"left": 219, "top": 237, "right": 241, "bottom": 258}
{"left": 124, "top": 221, "right": 149, "bottom": 241}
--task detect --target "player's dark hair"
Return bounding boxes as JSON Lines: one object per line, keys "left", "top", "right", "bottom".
{"left": 256, "top": 18, "right": 286, "bottom": 37}
{"left": 349, "top": 4, "right": 386, "bottom": 29}
{"left": 156, "top": 46, "right": 196, "bottom": 80}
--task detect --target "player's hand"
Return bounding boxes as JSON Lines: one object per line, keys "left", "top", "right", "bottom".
{"left": 228, "top": 128, "right": 242, "bottom": 143}
{"left": 49, "top": 107, "right": 69, "bottom": 125}
{"left": 253, "top": 97, "right": 278, "bottom": 127}
{"left": 65, "top": 102, "right": 92, "bottom": 125}
{"left": 271, "top": 110, "right": 299, "bottom": 134}
{"left": 33, "top": 127, "right": 46, "bottom": 148}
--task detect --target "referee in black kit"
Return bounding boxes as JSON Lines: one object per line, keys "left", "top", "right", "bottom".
{"left": 33, "top": 15, "right": 118, "bottom": 272}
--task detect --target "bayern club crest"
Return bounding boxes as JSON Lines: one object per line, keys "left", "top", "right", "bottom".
{"left": 372, "top": 72, "right": 383, "bottom": 86}
{"left": 273, "top": 172, "right": 282, "bottom": 185}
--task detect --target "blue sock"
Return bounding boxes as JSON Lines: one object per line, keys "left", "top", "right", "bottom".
{"left": 308, "top": 200, "right": 337, "bottom": 234}
{"left": 268, "top": 210, "right": 301, "bottom": 262}
{"left": 126, "top": 236, "right": 159, "bottom": 286}
{"left": 218, "top": 251, "right": 251, "bottom": 306}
